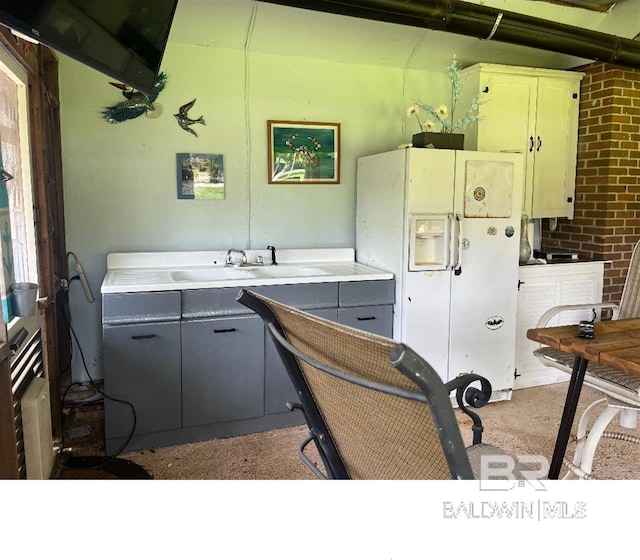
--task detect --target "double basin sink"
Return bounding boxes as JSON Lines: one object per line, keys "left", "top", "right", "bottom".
{"left": 170, "top": 264, "right": 335, "bottom": 283}
{"left": 101, "top": 250, "right": 394, "bottom": 293}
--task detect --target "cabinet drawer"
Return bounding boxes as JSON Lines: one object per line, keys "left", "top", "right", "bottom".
{"left": 339, "top": 280, "right": 395, "bottom": 307}
{"left": 102, "top": 291, "right": 181, "bottom": 324}
{"left": 338, "top": 305, "right": 393, "bottom": 338}
{"left": 182, "top": 282, "right": 339, "bottom": 318}
{"left": 254, "top": 283, "right": 338, "bottom": 309}
{"left": 182, "top": 287, "right": 252, "bottom": 318}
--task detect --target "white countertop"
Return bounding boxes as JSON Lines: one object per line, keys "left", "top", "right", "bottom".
{"left": 101, "top": 248, "right": 394, "bottom": 294}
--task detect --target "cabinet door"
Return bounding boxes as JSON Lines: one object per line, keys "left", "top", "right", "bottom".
{"left": 337, "top": 305, "right": 393, "bottom": 338}
{"left": 531, "top": 77, "right": 580, "bottom": 219}
{"left": 182, "top": 315, "right": 264, "bottom": 427}
{"left": 476, "top": 73, "right": 537, "bottom": 215}
{"left": 515, "top": 264, "right": 603, "bottom": 389}
{"left": 464, "top": 67, "right": 582, "bottom": 220}
{"left": 103, "top": 321, "right": 181, "bottom": 439}
{"left": 264, "top": 308, "right": 337, "bottom": 415}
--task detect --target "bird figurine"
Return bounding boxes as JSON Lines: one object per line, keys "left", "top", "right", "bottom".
{"left": 174, "top": 99, "right": 205, "bottom": 137}
{"left": 102, "top": 72, "right": 167, "bottom": 123}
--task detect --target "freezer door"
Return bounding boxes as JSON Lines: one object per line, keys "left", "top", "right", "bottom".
{"left": 406, "top": 148, "right": 455, "bottom": 214}
{"left": 404, "top": 270, "right": 451, "bottom": 383}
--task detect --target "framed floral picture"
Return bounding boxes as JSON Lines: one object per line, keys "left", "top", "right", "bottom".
{"left": 176, "top": 153, "right": 225, "bottom": 200}
{"left": 268, "top": 120, "right": 340, "bottom": 184}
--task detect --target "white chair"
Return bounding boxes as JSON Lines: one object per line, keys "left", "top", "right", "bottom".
{"left": 533, "top": 240, "right": 640, "bottom": 479}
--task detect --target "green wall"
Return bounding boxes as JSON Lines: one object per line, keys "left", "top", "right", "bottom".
{"left": 59, "top": 39, "right": 445, "bottom": 380}
{"left": 58, "top": 0, "right": 640, "bottom": 382}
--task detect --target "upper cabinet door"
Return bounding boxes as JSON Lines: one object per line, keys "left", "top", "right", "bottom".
{"left": 475, "top": 73, "right": 537, "bottom": 215}
{"left": 531, "top": 77, "right": 581, "bottom": 219}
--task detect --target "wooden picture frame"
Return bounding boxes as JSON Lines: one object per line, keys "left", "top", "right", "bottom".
{"left": 267, "top": 120, "right": 340, "bottom": 184}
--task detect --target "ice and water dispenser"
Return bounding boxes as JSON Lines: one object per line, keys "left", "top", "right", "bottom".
{"left": 409, "top": 214, "right": 452, "bottom": 271}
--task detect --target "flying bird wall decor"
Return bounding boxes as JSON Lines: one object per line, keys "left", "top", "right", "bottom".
{"left": 174, "top": 99, "right": 206, "bottom": 137}
{"left": 102, "top": 72, "right": 167, "bottom": 123}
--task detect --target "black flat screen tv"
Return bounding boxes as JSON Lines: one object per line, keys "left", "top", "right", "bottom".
{"left": 0, "top": 0, "right": 178, "bottom": 94}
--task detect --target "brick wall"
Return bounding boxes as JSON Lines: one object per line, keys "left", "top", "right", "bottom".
{"left": 541, "top": 62, "right": 640, "bottom": 303}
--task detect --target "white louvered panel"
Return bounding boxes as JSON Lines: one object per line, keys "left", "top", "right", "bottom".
{"left": 516, "top": 279, "right": 559, "bottom": 375}
{"left": 515, "top": 262, "right": 605, "bottom": 390}
{"left": 519, "top": 279, "right": 558, "bottom": 322}
{"left": 556, "top": 278, "right": 598, "bottom": 324}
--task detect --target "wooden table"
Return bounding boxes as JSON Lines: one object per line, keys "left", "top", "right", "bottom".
{"left": 527, "top": 317, "right": 640, "bottom": 479}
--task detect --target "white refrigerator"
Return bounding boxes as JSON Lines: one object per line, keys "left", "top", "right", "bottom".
{"left": 356, "top": 148, "right": 524, "bottom": 401}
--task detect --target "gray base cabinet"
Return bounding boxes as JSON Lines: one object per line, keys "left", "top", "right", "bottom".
{"left": 102, "top": 279, "right": 394, "bottom": 453}
{"left": 182, "top": 315, "right": 264, "bottom": 426}
{"left": 103, "top": 321, "right": 182, "bottom": 440}
{"left": 264, "top": 307, "right": 337, "bottom": 415}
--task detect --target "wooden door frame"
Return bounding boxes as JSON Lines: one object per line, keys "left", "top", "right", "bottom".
{"left": 0, "top": 29, "right": 69, "bottom": 478}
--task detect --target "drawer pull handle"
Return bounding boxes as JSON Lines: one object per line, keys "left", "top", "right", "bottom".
{"left": 214, "top": 328, "right": 237, "bottom": 334}
{"left": 131, "top": 334, "right": 157, "bottom": 340}
{"left": 357, "top": 316, "right": 376, "bottom": 321}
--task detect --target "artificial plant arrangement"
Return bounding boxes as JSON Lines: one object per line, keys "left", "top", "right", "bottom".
{"left": 407, "top": 53, "right": 483, "bottom": 145}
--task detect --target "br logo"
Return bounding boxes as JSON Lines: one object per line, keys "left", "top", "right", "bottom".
{"left": 478, "top": 454, "right": 549, "bottom": 491}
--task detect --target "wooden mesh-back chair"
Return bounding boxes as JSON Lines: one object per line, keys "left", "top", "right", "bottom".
{"left": 534, "top": 240, "right": 640, "bottom": 478}
{"left": 238, "top": 289, "right": 535, "bottom": 480}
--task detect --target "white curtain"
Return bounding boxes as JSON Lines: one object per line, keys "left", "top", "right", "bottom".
{"left": 0, "top": 65, "right": 28, "bottom": 284}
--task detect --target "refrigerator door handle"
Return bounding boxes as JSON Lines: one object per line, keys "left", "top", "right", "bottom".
{"left": 444, "top": 213, "right": 454, "bottom": 270}
{"left": 452, "top": 213, "right": 463, "bottom": 274}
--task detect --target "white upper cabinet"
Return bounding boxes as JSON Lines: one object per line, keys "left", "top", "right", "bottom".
{"left": 459, "top": 64, "right": 583, "bottom": 219}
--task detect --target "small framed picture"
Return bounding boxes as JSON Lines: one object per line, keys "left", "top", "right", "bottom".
{"left": 267, "top": 120, "right": 340, "bottom": 184}
{"left": 176, "top": 153, "right": 224, "bottom": 200}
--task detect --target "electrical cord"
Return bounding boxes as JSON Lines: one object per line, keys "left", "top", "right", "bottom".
{"left": 60, "top": 314, "right": 137, "bottom": 467}
{"left": 56, "top": 261, "right": 138, "bottom": 471}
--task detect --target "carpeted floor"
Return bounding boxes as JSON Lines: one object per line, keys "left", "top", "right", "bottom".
{"left": 53, "top": 381, "right": 640, "bottom": 480}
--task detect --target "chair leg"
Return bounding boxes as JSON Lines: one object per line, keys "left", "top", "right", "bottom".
{"left": 619, "top": 408, "right": 638, "bottom": 429}
{"left": 297, "top": 433, "right": 327, "bottom": 480}
{"left": 563, "top": 399, "right": 618, "bottom": 479}
{"left": 567, "top": 398, "right": 606, "bottom": 478}
{"left": 576, "top": 406, "right": 620, "bottom": 475}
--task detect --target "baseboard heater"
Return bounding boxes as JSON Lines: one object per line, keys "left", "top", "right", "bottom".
{"left": 10, "top": 328, "right": 52, "bottom": 479}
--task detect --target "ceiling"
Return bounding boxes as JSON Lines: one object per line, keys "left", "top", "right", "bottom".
{"left": 539, "top": 0, "right": 617, "bottom": 11}
{"left": 170, "top": 0, "right": 640, "bottom": 72}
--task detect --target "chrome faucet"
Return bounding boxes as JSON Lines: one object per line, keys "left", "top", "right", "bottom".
{"left": 225, "top": 249, "right": 247, "bottom": 266}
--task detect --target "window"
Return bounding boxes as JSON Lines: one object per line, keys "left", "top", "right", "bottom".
{"left": 0, "top": 44, "right": 39, "bottom": 334}
{"left": 0, "top": 44, "right": 38, "bottom": 287}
